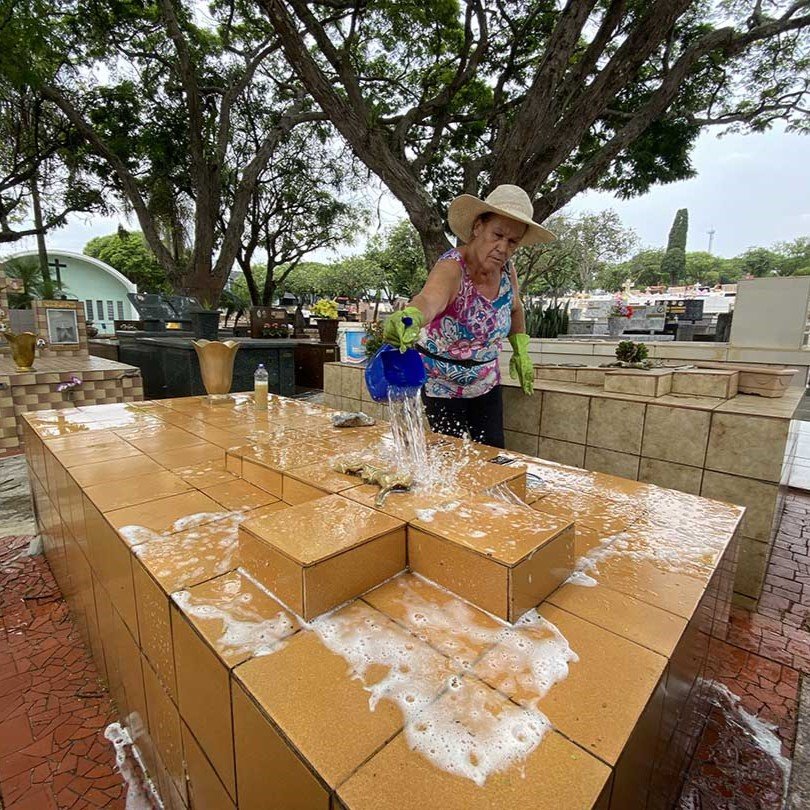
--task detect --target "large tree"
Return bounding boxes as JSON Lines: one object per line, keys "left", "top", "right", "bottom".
{"left": 5, "top": 0, "right": 335, "bottom": 301}
{"left": 661, "top": 208, "right": 689, "bottom": 285}
{"left": 258, "top": 0, "right": 810, "bottom": 263}
{"left": 84, "top": 229, "right": 171, "bottom": 293}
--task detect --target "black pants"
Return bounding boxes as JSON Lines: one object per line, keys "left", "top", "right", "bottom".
{"left": 422, "top": 386, "right": 505, "bottom": 449}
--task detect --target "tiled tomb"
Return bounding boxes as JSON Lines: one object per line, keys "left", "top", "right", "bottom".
{"left": 24, "top": 393, "right": 743, "bottom": 809}
{"left": 325, "top": 360, "right": 798, "bottom": 605}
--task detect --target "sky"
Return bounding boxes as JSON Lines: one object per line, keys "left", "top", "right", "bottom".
{"left": 4, "top": 124, "right": 808, "bottom": 264}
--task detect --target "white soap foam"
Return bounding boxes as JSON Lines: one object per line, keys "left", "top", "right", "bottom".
{"left": 172, "top": 586, "right": 296, "bottom": 658}
{"left": 306, "top": 575, "right": 577, "bottom": 785}
{"left": 104, "top": 722, "right": 162, "bottom": 810}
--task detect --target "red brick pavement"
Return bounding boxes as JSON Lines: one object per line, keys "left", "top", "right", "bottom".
{"left": 0, "top": 534, "right": 125, "bottom": 810}
{"left": 678, "top": 491, "right": 810, "bottom": 808}
{"left": 2, "top": 487, "right": 810, "bottom": 809}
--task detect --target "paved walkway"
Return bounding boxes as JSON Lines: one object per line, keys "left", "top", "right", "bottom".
{"left": 0, "top": 452, "right": 808, "bottom": 808}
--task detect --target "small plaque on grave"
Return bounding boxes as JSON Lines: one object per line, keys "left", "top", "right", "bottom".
{"left": 249, "top": 306, "right": 289, "bottom": 338}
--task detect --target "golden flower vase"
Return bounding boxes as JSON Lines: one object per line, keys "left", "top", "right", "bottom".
{"left": 193, "top": 339, "right": 240, "bottom": 398}
{"left": 2, "top": 330, "right": 38, "bottom": 371}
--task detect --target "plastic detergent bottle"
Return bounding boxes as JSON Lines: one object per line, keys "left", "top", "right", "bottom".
{"left": 254, "top": 364, "right": 268, "bottom": 410}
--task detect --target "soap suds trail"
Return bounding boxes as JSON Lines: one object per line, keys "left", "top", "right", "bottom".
{"left": 709, "top": 681, "right": 791, "bottom": 795}
{"left": 104, "top": 722, "right": 163, "bottom": 810}
{"left": 306, "top": 575, "right": 578, "bottom": 786}
{"left": 172, "top": 578, "right": 295, "bottom": 659}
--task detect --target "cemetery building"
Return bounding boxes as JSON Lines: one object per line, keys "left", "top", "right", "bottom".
{"left": 5, "top": 250, "right": 139, "bottom": 335}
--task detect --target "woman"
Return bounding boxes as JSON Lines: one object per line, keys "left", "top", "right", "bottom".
{"left": 384, "top": 184, "right": 555, "bottom": 448}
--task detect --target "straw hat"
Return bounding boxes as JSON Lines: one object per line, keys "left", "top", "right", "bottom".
{"left": 447, "top": 184, "right": 555, "bottom": 246}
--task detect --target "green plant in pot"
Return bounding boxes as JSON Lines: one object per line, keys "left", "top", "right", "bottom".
{"left": 312, "top": 298, "right": 339, "bottom": 343}
{"left": 191, "top": 295, "right": 221, "bottom": 340}
{"left": 615, "top": 340, "right": 650, "bottom": 366}
{"left": 363, "top": 319, "right": 384, "bottom": 359}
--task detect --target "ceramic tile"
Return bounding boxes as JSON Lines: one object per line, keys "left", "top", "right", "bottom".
{"left": 504, "top": 429, "right": 539, "bottom": 457}
{"left": 586, "top": 397, "right": 646, "bottom": 454}
{"left": 116, "top": 425, "right": 207, "bottom": 454}
{"left": 337, "top": 693, "right": 611, "bottom": 810}
{"left": 706, "top": 412, "right": 789, "bottom": 483}
{"left": 202, "top": 479, "right": 279, "bottom": 511}
{"left": 181, "top": 722, "right": 236, "bottom": 810}
{"left": 639, "top": 457, "right": 703, "bottom": 495}
{"left": 408, "top": 497, "right": 574, "bottom": 621}
{"left": 700, "top": 470, "right": 778, "bottom": 543}
{"left": 641, "top": 404, "right": 711, "bottom": 468}
{"left": 105, "top": 490, "right": 227, "bottom": 537}
{"left": 172, "top": 570, "right": 298, "bottom": 797}
{"left": 539, "top": 391, "right": 590, "bottom": 443}
{"left": 671, "top": 369, "right": 738, "bottom": 399}
{"left": 547, "top": 582, "right": 688, "bottom": 658}
{"left": 239, "top": 494, "right": 406, "bottom": 619}
{"left": 584, "top": 446, "right": 640, "bottom": 480}
{"left": 537, "top": 437, "right": 586, "bottom": 467}
{"left": 502, "top": 386, "right": 542, "bottom": 434}
{"left": 733, "top": 536, "right": 770, "bottom": 599}
{"left": 142, "top": 655, "right": 187, "bottom": 804}
{"left": 363, "top": 572, "right": 503, "bottom": 669}
{"left": 147, "top": 441, "right": 226, "bottom": 471}
{"left": 476, "top": 604, "right": 667, "bottom": 767}
{"left": 233, "top": 601, "right": 454, "bottom": 791}
{"left": 132, "top": 559, "right": 177, "bottom": 700}
{"left": 69, "top": 454, "right": 165, "bottom": 488}
{"left": 84, "top": 469, "right": 193, "bottom": 512}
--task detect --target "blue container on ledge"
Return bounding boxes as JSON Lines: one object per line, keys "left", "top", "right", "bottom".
{"left": 365, "top": 344, "right": 427, "bottom": 402}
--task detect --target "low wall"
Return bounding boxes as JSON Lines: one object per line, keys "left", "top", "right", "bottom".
{"left": 324, "top": 361, "right": 801, "bottom": 606}
{"left": 0, "top": 355, "right": 143, "bottom": 453}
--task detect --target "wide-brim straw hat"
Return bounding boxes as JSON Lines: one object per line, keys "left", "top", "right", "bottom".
{"left": 447, "top": 184, "right": 555, "bottom": 246}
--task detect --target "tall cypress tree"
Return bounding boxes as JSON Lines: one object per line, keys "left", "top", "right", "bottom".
{"left": 661, "top": 209, "right": 689, "bottom": 286}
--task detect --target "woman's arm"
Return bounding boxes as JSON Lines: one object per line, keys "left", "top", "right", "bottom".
{"left": 408, "top": 260, "right": 462, "bottom": 324}
{"left": 507, "top": 262, "right": 526, "bottom": 335}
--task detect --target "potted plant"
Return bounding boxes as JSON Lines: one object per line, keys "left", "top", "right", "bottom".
{"left": 191, "top": 295, "right": 220, "bottom": 340}
{"left": 607, "top": 296, "right": 633, "bottom": 337}
{"left": 311, "top": 298, "right": 339, "bottom": 343}
{"left": 363, "top": 320, "right": 384, "bottom": 361}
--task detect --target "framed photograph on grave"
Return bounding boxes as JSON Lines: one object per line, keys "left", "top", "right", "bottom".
{"left": 46, "top": 307, "right": 80, "bottom": 344}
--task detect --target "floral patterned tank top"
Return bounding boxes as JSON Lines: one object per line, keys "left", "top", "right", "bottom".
{"left": 420, "top": 248, "right": 513, "bottom": 399}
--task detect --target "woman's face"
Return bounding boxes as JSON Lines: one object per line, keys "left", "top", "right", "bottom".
{"left": 469, "top": 214, "right": 527, "bottom": 271}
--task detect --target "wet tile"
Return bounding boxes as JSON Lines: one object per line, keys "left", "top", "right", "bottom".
{"left": 584, "top": 446, "right": 639, "bottom": 480}
{"left": 84, "top": 470, "right": 193, "bottom": 513}
{"left": 239, "top": 495, "right": 406, "bottom": 619}
{"left": 232, "top": 601, "right": 454, "bottom": 795}
{"left": 587, "top": 397, "right": 645, "bottom": 454}
{"left": 706, "top": 412, "right": 789, "bottom": 483}
{"left": 337, "top": 690, "right": 611, "bottom": 810}
{"left": 105, "top": 490, "right": 226, "bottom": 537}
{"left": 641, "top": 404, "right": 711, "bottom": 467}
{"left": 201, "top": 479, "right": 279, "bottom": 511}
{"left": 408, "top": 496, "right": 574, "bottom": 621}
{"left": 539, "top": 391, "right": 590, "bottom": 444}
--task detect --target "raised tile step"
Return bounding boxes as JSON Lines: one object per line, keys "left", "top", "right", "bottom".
{"left": 670, "top": 368, "right": 739, "bottom": 399}
{"left": 238, "top": 494, "right": 406, "bottom": 619}
{"left": 603, "top": 368, "right": 673, "bottom": 398}
{"left": 407, "top": 496, "right": 575, "bottom": 622}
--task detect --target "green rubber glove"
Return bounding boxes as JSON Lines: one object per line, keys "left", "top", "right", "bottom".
{"left": 383, "top": 306, "right": 425, "bottom": 353}
{"left": 508, "top": 333, "right": 534, "bottom": 396}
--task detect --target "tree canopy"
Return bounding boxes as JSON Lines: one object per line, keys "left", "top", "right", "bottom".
{"left": 84, "top": 229, "right": 171, "bottom": 293}
{"left": 258, "top": 0, "right": 810, "bottom": 261}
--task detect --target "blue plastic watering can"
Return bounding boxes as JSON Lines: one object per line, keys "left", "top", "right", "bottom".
{"left": 365, "top": 343, "right": 427, "bottom": 402}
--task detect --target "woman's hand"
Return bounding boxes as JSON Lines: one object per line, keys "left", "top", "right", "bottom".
{"left": 384, "top": 306, "right": 425, "bottom": 352}
{"left": 508, "top": 333, "right": 534, "bottom": 396}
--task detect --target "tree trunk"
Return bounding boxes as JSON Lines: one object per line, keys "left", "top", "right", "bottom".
{"left": 416, "top": 220, "right": 452, "bottom": 270}
{"left": 29, "top": 171, "right": 51, "bottom": 294}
